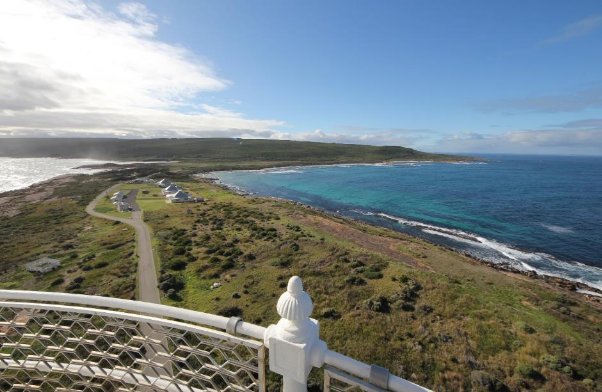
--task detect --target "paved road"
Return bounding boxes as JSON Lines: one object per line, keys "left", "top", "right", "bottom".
{"left": 122, "top": 189, "right": 140, "bottom": 211}
{"left": 86, "top": 186, "right": 161, "bottom": 304}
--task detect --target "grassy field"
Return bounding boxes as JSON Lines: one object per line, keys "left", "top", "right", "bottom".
{"left": 1, "top": 163, "right": 601, "bottom": 391}
{"left": 138, "top": 178, "right": 601, "bottom": 392}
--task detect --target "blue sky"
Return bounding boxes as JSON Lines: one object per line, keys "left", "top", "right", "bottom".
{"left": 1, "top": 1, "right": 601, "bottom": 154}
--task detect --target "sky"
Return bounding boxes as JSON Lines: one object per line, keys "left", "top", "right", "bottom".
{"left": 0, "top": 1, "right": 601, "bottom": 155}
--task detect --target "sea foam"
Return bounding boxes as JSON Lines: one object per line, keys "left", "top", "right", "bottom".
{"left": 358, "top": 210, "right": 602, "bottom": 291}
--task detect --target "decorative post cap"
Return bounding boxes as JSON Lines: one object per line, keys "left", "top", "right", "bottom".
{"left": 265, "top": 276, "right": 328, "bottom": 390}
{"left": 277, "top": 276, "right": 313, "bottom": 322}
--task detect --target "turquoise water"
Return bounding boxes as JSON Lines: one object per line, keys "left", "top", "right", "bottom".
{"left": 212, "top": 155, "right": 602, "bottom": 290}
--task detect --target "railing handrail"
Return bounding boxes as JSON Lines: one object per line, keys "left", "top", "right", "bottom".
{"left": 0, "top": 284, "right": 431, "bottom": 392}
{"left": 0, "top": 289, "right": 266, "bottom": 340}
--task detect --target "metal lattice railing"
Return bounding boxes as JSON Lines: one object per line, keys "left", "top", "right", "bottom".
{"left": 0, "top": 279, "right": 430, "bottom": 392}
{"left": 0, "top": 302, "right": 265, "bottom": 392}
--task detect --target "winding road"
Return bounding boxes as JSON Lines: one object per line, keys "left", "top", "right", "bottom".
{"left": 86, "top": 186, "right": 161, "bottom": 304}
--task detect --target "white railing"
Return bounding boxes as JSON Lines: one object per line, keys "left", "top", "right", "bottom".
{"left": 0, "top": 277, "right": 430, "bottom": 392}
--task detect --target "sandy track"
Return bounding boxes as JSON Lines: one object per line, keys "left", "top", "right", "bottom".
{"left": 86, "top": 186, "right": 160, "bottom": 304}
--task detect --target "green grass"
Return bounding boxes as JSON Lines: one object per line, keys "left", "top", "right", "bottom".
{"left": 140, "top": 178, "right": 602, "bottom": 391}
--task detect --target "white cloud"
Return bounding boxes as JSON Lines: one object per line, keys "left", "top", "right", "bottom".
{"left": 544, "top": 14, "right": 602, "bottom": 44}
{"left": 287, "top": 128, "right": 438, "bottom": 147}
{"left": 117, "top": 2, "right": 157, "bottom": 35}
{"left": 436, "top": 127, "right": 602, "bottom": 156}
{"left": 0, "top": 0, "right": 282, "bottom": 137}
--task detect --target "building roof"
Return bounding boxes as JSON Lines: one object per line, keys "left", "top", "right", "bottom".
{"left": 169, "top": 190, "right": 189, "bottom": 199}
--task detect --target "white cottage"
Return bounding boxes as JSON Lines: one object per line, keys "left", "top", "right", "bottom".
{"left": 110, "top": 191, "right": 125, "bottom": 202}
{"left": 167, "top": 190, "right": 191, "bottom": 203}
{"left": 162, "top": 184, "right": 180, "bottom": 195}
{"left": 157, "top": 179, "right": 171, "bottom": 188}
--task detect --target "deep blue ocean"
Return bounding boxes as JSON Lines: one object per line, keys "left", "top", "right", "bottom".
{"left": 211, "top": 155, "right": 602, "bottom": 290}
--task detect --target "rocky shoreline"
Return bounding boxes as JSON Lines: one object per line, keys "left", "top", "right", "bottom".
{"left": 203, "top": 176, "right": 602, "bottom": 303}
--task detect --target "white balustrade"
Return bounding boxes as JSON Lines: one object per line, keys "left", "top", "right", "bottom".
{"left": 0, "top": 276, "right": 430, "bottom": 392}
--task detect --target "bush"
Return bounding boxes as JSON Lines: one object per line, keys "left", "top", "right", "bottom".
{"left": 363, "top": 271, "right": 383, "bottom": 280}
{"left": 166, "top": 259, "right": 187, "bottom": 271}
{"left": 220, "top": 259, "right": 236, "bottom": 270}
{"left": 94, "top": 261, "right": 109, "bottom": 269}
{"left": 516, "top": 320, "right": 536, "bottom": 334}
{"left": 365, "top": 296, "right": 390, "bottom": 313}
{"left": 321, "top": 308, "right": 341, "bottom": 320}
{"left": 217, "top": 306, "right": 243, "bottom": 317}
{"left": 173, "top": 247, "right": 186, "bottom": 256}
{"left": 345, "top": 276, "right": 366, "bottom": 286}
{"left": 166, "top": 289, "right": 182, "bottom": 301}
{"left": 541, "top": 354, "right": 564, "bottom": 371}
{"left": 515, "top": 363, "right": 543, "bottom": 380}
{"left": 349, "top": 260, "right": 364, "bottom": 269}
{"left": 271, "top": 258, "right": 292, "bottom": 268}
{"left": 159, "top": 273, "right": 185, "bottom": 293}
{"left": 50, "top": 277, "right": 64, "bottom": 286}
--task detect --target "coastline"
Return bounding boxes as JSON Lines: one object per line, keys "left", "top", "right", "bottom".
{"left": 3, "top": 161, "right": 601, "bottom": 300}
{"left": 204, "top": 175, "right": 602, "bottom": 301}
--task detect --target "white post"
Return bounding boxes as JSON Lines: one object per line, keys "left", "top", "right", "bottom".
{"left": 264, "top": 276, "right": 327, "bottom": 392}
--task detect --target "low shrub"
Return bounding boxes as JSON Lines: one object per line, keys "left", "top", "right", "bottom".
{"left": 365, "top": 296, "right": 390, "bottom": 313}
{"left": 217, "top": 306, "right": 243, "bottom": 317}
{"left": 345, "top": 276, "right": 366, "bottom": 286}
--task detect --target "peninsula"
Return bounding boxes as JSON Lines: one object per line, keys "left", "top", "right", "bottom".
{"left": 0, "top": 141, "right": 600, "bottom": 391}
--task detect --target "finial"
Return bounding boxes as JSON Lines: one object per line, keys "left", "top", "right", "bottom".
{"left": 287, "top": 276, "right": 303, "bottom": 295}
{"left": 277, "top": 276, "right": 313, "bottom": 321}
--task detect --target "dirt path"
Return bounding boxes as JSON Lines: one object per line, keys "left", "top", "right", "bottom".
{"left": 86, "top": 186, "right": 160, "bottom": 304}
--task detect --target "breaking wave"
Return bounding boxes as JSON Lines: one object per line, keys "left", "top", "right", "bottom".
{"left": 353, "top": 209, "right": 602, "bottom": 291}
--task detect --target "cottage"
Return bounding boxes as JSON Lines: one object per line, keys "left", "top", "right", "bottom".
{"left": 162, "top": 184, "right": 181, "bottom": 195}
{"left": 110, "top": 191, "right": 125, "bottom": 202}
{"left": 157, "top": 179, "right": 171, "bottom": 188}
{"left": 167, "top": 190, "right": 191, "bottom": 203}
{"left": 117, "top": 201, "right": 131, "bottom": 212}
{"left": 25, "top": 257, "right": 61, "bottom": 274}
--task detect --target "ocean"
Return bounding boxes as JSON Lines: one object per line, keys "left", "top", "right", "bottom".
{"left": 0, "top": 157, "right": 114, "bottom": 193}
{"left": 212, "top": 155, "right": 602, "bottom": 291}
